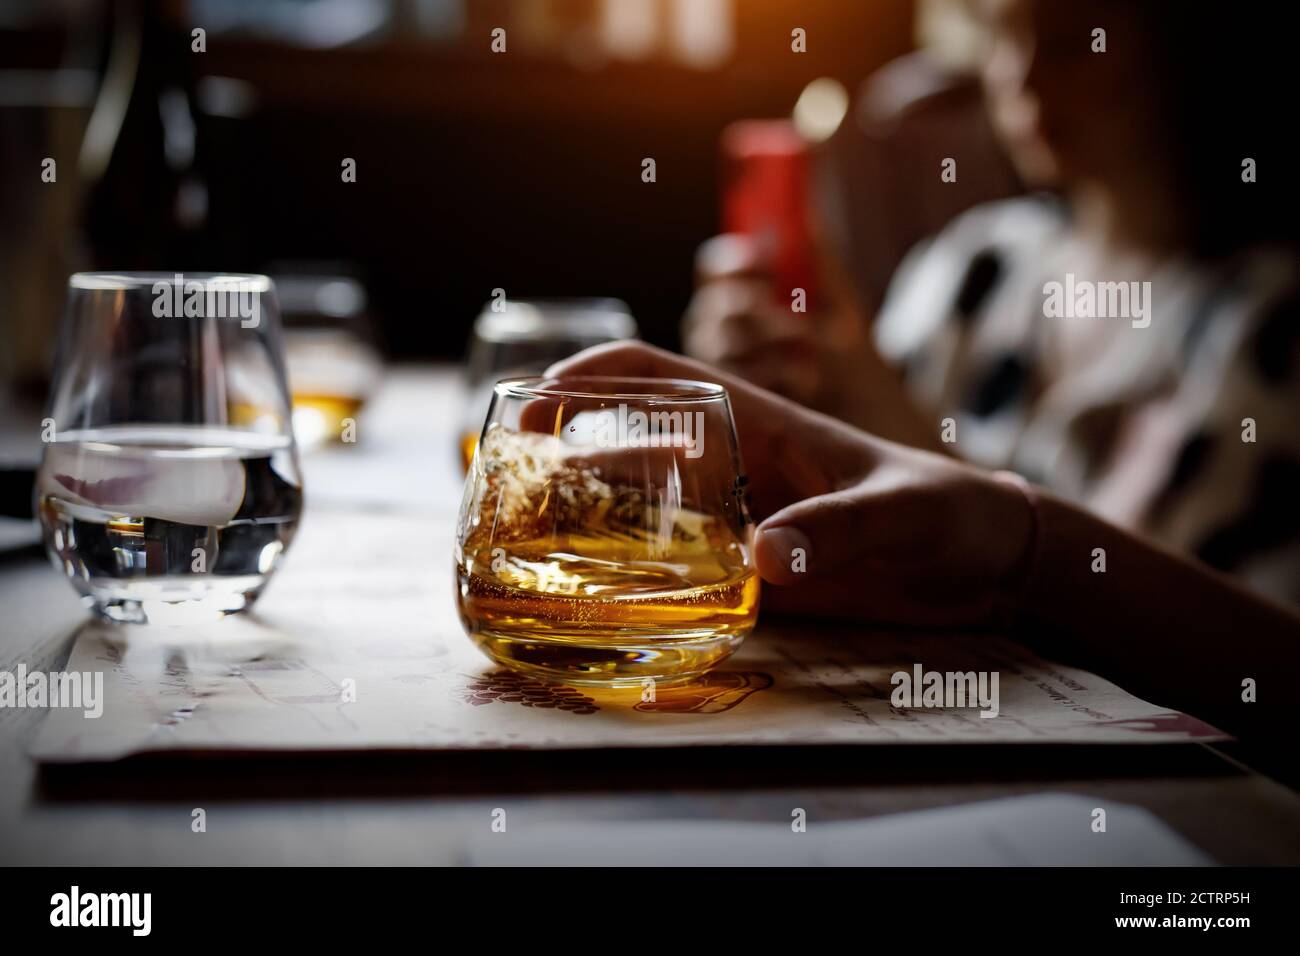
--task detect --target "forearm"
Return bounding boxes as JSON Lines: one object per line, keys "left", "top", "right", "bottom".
{"left": 1015, "top": 494, "right": 1299, "bottom": 743}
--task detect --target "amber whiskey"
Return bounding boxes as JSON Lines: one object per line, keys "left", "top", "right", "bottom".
{"left": 455, "top": 428, "right": 759, "bottom": 685}
{"left": 292, "top": 392, "right": 365, "bottom": 442}
{"left": 459, "top": 430, "right": 478, "bottom": 472}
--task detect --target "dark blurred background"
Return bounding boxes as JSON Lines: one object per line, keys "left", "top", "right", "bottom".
{"left": 0, "top": 0, "right": 917, "bottom": 388}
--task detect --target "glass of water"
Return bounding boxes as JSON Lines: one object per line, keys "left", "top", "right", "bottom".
{"left": 37, "top": 273, "right": 303, "bottom": 623}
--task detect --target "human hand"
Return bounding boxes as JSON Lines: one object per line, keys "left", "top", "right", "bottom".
{"left": 547, "top": 341, "right": 1034, "bottom": 627}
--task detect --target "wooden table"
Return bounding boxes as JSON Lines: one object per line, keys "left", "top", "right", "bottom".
{"left": 2, "top": 366, "right": 1298, "bottom": 866}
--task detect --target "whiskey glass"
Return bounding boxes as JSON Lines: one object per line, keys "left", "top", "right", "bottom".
{"left": 37, "top": 273, "right": 302, "bottom": 624}
{"left": 455, "top": 376, "right": 759, "bottom": 686}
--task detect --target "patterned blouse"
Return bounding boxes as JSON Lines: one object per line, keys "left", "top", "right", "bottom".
{"left": 875, "top": 195, "right": 1300, "bottom": 605}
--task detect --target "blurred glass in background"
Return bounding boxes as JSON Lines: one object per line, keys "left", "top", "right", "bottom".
{"left": 273, "top": 270, "right": 382, "bottom": 450}
{"left": 460, "top": 298, "right": 637, "bottom": 471}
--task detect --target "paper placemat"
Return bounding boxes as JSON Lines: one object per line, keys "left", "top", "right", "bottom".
{"left": 29, "top": 509, "right": 1227, "bottom": 763}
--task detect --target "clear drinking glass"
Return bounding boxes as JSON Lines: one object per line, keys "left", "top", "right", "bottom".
{"left": 455, "top": 375, "right": 759, "bottom": 686}
{"left": 459, "top": 299, "right": 637, "bottom": 471}
{"left": 37, "top": 273, "right": 303, "bottom": 623}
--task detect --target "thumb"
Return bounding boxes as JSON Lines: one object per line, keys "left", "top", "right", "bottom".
{"left": 753, "top": 463, "right": 954, "bottom": 585}
{"left": 754, "top": 485, "right": 894, "bottom": 586}
{"left": 754, "top": 467, "right": 1036, "bottom": 592}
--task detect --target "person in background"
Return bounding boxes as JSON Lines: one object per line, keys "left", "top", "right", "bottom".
{"left": 684, "top": 0, "right": 1300, "bottom": 605}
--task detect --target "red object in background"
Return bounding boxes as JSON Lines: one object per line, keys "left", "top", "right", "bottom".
{"left": 720, "top": 120, "right": 818, "bottom": 312}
